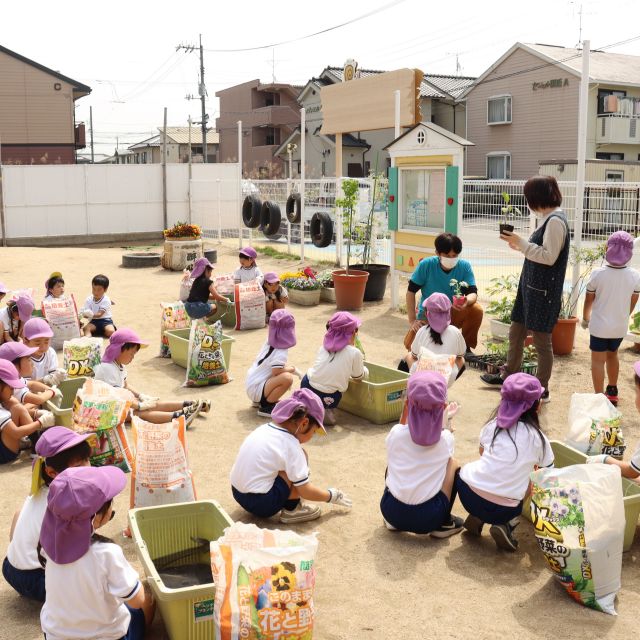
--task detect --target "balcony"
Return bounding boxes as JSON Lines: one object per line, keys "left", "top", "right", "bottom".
{"left": 596, "top": 114, "right": 640, "bottom": 145}
{"left": 251, "top": 105, "right": 299, "bottom": 128}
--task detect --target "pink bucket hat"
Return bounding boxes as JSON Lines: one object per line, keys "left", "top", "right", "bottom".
{"left": 0, "top": 342, "right": 38, "bottom": 361}
{"left": 633, "top": 361, "right": 640, "bottom": 379}
{"left": 40, "top": 466, "right": 127, "bottom": 564}
{"left": 606, "top": 231, "right": 634, "bottom": 266}
{"left": 0, "top": 359, "right": 27, "bottom": 388}
{"left": 407, "top": 371, "right": 447, "bottom": 446}
{"left": 497, "top": 372, "right": 543, "bottom": 429}
{"left": 239, "top": 246, "right": 258, "bottom": 260}
{"left": 323, "top": 312, "right": 361, "bottom": 352}
{"left": 422, "top": 293, "right": 451, "bottom": 334}
{"left": 102, "top": 327, "right": 148, "bottom": 363}
{"left": 35, "top": 426, "right": 93, "bottom": 459}
{"left": 263, "top": 272, "right": 280, "bottom": 284}
{"left": 191, "top": 257, "right": 215, "bottom": 279}
{"left": 268, "top": 309, "right": 296, "bottom": 349}
{"left": 271, "top": 388, "right": 326, "bottom": 435}
{"left": 24, "top": 318, "right": 54, "bottom": 340}
{"left": 16, "top": 294, "right": 34, "bottom": 323}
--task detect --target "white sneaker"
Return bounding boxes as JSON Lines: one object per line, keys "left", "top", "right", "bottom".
{"left": 182, "top": 401, "right": 203, "bottom": 428}
{"left": 383, "top": 518, "right": 397, "bottom": 531}
{"left": 324, "top": 408, "right": 337, "bottom": 426}
{"left": 279, "top": 502, "right": 322, "bottom": 524}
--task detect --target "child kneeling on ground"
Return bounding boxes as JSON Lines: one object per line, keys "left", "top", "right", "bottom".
{"left": 456, "top": 373, "right": 554, "bottom": 552}
{"left": 380, "top": 370, "right": 463, "bottom": 537}
{"left": 230, "top": 389, "right": 352, "bottom": 524}
{"left": 184, "top": 257, "right": 230, "bottom": 321}
{"left": 301, "top": 312, "right": 367, "bottom": 426}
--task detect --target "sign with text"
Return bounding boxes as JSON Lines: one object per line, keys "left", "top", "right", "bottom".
{"left": 532, "top": 78, "right": 570, "bottom": 91}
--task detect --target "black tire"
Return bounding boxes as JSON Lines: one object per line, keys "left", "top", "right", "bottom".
{"left": 310, "top": 212, "right": 333, "bottom": 248}
{"left": 260, "top": 201, "right": 282, "bottom": 236}
{"left": 242, "top": 195, "right": 262, "bottom": 228}
{"left": 122, "top": 252, "right": 161, "bottom": 268}
{"left": 285, "top": 193, "right": 301, "bottom": 223}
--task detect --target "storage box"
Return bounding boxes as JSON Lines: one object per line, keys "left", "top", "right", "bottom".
{"left": 164, "top": 328, "right": 234, "bottom": 371}
{"left": 523, "top": 440, "right": 640, "bottom": 551}
{"left": 45, "top": 377, "right": 87, "bottom": 427}
{"left": 339, "top": 361, "right": 409, "bottom": 424}
{"left": 129, "top": 500, "right": 233, "bottom": 640}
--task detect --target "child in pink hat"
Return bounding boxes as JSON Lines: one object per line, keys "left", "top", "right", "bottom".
{"left": 582, "top": 230, "right": 640, "bottom": 405}
{"left": 262, "top": 272, "right": 288, "bottom": 321}
{"left": 301, "top": 312, "right": 368, "bottom": 425}
{"left": 234, "top": 246, "right": 264, "bottom": 285}
{"left": 184, "top": 257, "right": 230, "bottom": 321}
{"left": 457, "top": 373, "right": 554, "bottom": 551}
{"left": 23, "top": 318, "right": 65, "bottom": 386}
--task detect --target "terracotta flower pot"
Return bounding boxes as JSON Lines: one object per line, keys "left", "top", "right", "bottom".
{"left": 453, "top": 295, "right": 467, "bottom": 308}
{"left": 552, "top": 317, "right": 579, "bottom": 356}
{"left": 332, "top": 269, "right": 369, "bottom": 311}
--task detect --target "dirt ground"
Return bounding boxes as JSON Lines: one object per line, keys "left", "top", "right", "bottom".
{"left": 0, "top": 241, "right": 639, "bottom": 640}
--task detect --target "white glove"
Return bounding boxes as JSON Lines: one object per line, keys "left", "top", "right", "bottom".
{"left": 80, "top": 309, "right": 94, "bottom": 320}
{"left": 447, "top": 402, "right": 460, "bottom": 420}
{"left": 586, "top": 454, "right": 609, "bottom": 464}
{"left": 50, "top": 387, "right": 63, "bottom": 403}
{"left": 37, "top": 410, "right": 56, "bottom": 429}
{"left": 362, "top": 366, "right": 369, "bottom": 380}
{"left": 580, "top": 318, "right": 589, "bottom": 330}
{"left": 138, "top": 398, "right": 157, "bottom": 411}
{"left": 327, "top": 488, "right": 352, "bottom": 508}
{"left": 293, "top": 367, "right": 304, "bottom": 379}
{"left": 139, "top": 393, "right": 159, "bottom": 404}
{"left": 43, "top": 369, "right": 66, "bottom": 387}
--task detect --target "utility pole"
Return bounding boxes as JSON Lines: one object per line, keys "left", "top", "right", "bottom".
{"left": 162, "top": 107, "right": 168, "bottom": 229}
{"left": 89, "top": 106, "right": 94, "bottom": 163}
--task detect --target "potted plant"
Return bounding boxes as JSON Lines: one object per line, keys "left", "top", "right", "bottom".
{"left": 332, "top": 179, "right": 369, "bottom": 311}
{"left": 485, "top": 274, "right": 519, "bottom": 340}
{"left": 280, "top": 270, "right": 322, "bottom": 306}
{"left": 552, "top": 243, "right": 606, "bottom": 355}
{"left": 317, "top": 270, "right": 336, "bottom": 303}
{"left": 449, "top": 278, "right": 469, "bottom": 308}
{"left": 499, "top": 192, "right": 522, "bottom": 236}
{"left": 163, "top": 221, "right": 202, "bottom": 241}
{"left": 629, "top": 312, "right": 640, "bottom": 353}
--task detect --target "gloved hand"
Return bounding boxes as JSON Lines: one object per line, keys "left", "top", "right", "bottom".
{"left": 447, "top": 402, "right": 460, "bottom": 420}
{"left": 586, "top": 454, "right": 609, "bottom": 464}
{"left": 37, "top": 411, "right": 56, "bottom": 429}
{"left": 362, "top": 366, "right": 369, "bottom": 380}
{"left": 43, "top": 369, "right": 66, "bottom": 387}
{"left": 80, "top": 309, "right": 94, "bottom": 320}
{"left": 138, "top": 398, "right": 157, "bottom": 411}
{"left": 580, "top": 318, "right": 589, "bottom": 330}
{"left": 293, "top": 367, "right": 304, "bottom": 379}
{"left": 139, "top": 393, "right": 159, "bottom": 404}
{"left": 50, "top": 387, "right": 63, "bottom": 404}
{"left": 327, "top": 488, "right": 352, "bottom": 508}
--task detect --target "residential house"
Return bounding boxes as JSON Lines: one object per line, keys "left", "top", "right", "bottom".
{"left": 461, "top": 42, "right": 640, "bottom": 179}
{"left": 0, "top": 44, "right": 91, "bottom": 164}
{"left": 119, "top": 127, "right": 219, "bottom": 164}
{"left": 215, "top": 80, "right": 301, "bottom": 178}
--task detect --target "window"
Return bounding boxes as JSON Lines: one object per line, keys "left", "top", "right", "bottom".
{"left": 400, "top": 168, "right": 446, "bottom": 231}
{"left": 597, "top": 89, "right": 626, "bottom": 115}
{"left": 487, "top": 95, "right": 512, "bottom": 124}
{"left": 596, "top": 152, "right": 624, "bottom": 161}
{"left": 486, "top": 153, "right": 511, "bottom": 179}
{"left": 605, "top": 170, "right": 624, "bottom": 182}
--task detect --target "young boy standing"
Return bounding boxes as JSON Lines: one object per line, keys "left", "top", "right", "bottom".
{"left": 582, "top": 231, "right": 640, "bottom": 405}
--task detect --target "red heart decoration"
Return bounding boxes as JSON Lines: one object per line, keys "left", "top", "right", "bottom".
{"left": 447, "top": 197, "right": 454, "bottom": 205}
{"left": 389, "top": 195, "right": 395, "bottom": 202}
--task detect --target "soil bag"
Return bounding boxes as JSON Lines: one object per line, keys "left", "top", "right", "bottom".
{"left": 63, "top": 337, "right": 102, "bottom": 378}
{"left": 42, "top": 296, "right": 81, "bottom": 350}
{"left": 160, "top": 301, "right": 190, "bottom": 357}
{"left": 235, "top": 281, "right": 266, "bottom": 331}
{"left": 214, "top": 273, "right": 236, "bottom": 296}
{"left": 210, "top": 522, "right": 318, "bottom": 640}
{"left": 530, "top": 463, "right": 624, "bottom": 615}
{"left": 566, "top": 393, "right": 625, "bottom": 459}
{"left": 414, "top": 347, "right": 457, "bottom": 387}
{"left": 185, "top": 320, "right": 229, "bottom": 387}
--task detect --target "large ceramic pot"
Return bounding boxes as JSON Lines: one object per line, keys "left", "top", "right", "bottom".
{"left": 351, "top": 264, "right": 390, "bottom": 302}
{"left": 552, "top": 317, "right": 579, "bottom": 355}
{"left": 332, "top": 269, "right": 369, "bottom": 311}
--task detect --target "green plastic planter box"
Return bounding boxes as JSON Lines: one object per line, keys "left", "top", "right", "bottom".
{"left": 207, "top": 293, "right": 236, "bottom": 328}
{"left": 523, "top": 440, "right": 640, "bottom": 552}
{"left": 339, "top": 361, "right": 409, "bottom": 424}
{"left": 129, "top": 500, "right": 233, "bottom": 640}
{"left": 45, "top": 377, "right": 87, "bottom": 427}
{"left": 164, "top": 328, "right": 234, "bottom": 371}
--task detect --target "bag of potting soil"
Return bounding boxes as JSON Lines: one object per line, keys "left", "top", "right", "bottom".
{"left": 214, "top": 273, "right": 236, "bottom": 296}
{"left": 530, "top": 463, "right": 624, "bottom": 615}
{"left": 160, "top": 301, "right": 190, "bottom": 357}
{"left": 566, "top": 393, "right": 625, "bottom": 459}
{"left": 211, "top": 522, "right": 318, "bottom": 640}
{"left": 63, "top": 337, "right": 102, "bottom": 378}
{"left": 184, "top": 320, "right": 229, "bottom": 387}
{"left": 179, "top": 270, "right": 194, "bottom": 302}
{"left": 42, "top": 296, "right": 81, "bottom": 350}
{"left": 235, "top": 281, "right": 266, "bottom": 331}
{"left": 414, "top": 347, "right": 457, "bottom": 387}
{"left": 130, "top": 415, "right": 195, "bottom": 508}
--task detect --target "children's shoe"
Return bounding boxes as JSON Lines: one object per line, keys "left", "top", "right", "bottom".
{"left": 279, "top": 502, "right": 322, "bottom": 524}
{"left": 383, "top": 518, "right": 398, "bottom": 531}
{"left": 257, "top": 402, "right": 274, "bottom": 418}
{"left": 199, "top": 400, "right": 211, "bottom": 413}
{"left": 489, "top": 518, "right": 520, "bottom": 552}
{"left": 463, "top": 514, "right": 484, "bottom": 536}
{"left": 324, "top": 409, "right": 337, "bottom": 426}
{"left": 430, "top": 515, "right": 464, "bottom": 538}
{"left": 480, "top": 373, "right": 503, "bottom": 386}
{"left": 540, "top": 389, "right": 550, "bottom": 404}
{"left": 182, "top": 401, "right": 203, "bottom": 428}
{"left": 19, "top": 436, "right": 32, "bottom": 451}
{"left": 605, "top": 385, "right": 619, "bottom": 406}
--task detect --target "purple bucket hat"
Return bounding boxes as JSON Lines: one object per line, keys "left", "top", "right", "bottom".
{"left": 24, "top": 318, "right": 53, "bottom": 340}
{"left": 422, "top": 293, "right": 451, "bottom": 334}
{"left": 16, "top": 294, "right": 34, "bottom": 323}
{"left": 497, "top": 373, "right": 543, "bottom": 429}
{"left": 191, "top": 257, "right": 215, "bottom": 280}
{"left": 606, "top": 230, "right": 634, "bottom": 266}
{"left": 0, "top": 282, "right": 8, "bottom": 294}
{"left": 40, "top": 466, "right": 127, "bottom": 564}
{"left": 35, "top": 426, "right": 93, "bottom": 459}
{"left": 268, "top": 309, "right": 296, "bottom": 349}
{"left": 0, "top": 359, "right": 24, "bottom": 388}
{"left": 271, "top": 388, "right": 326, "bottom": 435}
{"left": 102, "top": 327, "right": 148, "bottom": 363}
{"left": 263, "top": 272, "right": 280, "bottom": 284}
{"left": 407, "top": 370, "right": 447, "bottom": 446}
{"left": 0, "top": 342, "right": 38, "bottom": 361}
{"left": 239, "top": 246, "right": 258, "bottom": 260}
{"left": 634, "top": 361, "right": 640, "bottom": 379}
{"left": 323, "top": 312, "right": 361, "bottom": 352}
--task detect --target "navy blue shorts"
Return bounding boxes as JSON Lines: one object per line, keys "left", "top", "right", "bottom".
{"left": 456, "top": 475, "right": 523, "bottom": 525}
{"left": 2, "top": 557, "right": 45, "bottom": 602}
{"left": 121, "top": 603, "right": 146, "bottom": 640}
{"left": 300, "top": 375, "right": 342, "bottom": 409}
{"left": 232, "top": 476, "right": 298, "bottom": 518}
{"left": 589, "top": 335, "right": 623, "bottom": 353}
{"left": 184, "top": 301, "right": 213, "bottom": 319}
{"left": 380, "top": 487, "right": 451, "bottom": 534}
{"left": 91, "top": 317, "right": 116, "bottom": 337}
{"left": 0, "top": 433, "right": 18, "bottom": 464}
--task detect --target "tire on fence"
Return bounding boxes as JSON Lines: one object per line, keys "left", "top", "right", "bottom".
{"left": 286, "top": 193, "right": 301, "bottom": 223}
{"left": 122, "top": 252, "right": 162, "bottom": 268}
{"left": 242, "top": 195, "right": 262, "bottom": 228}
{"left": 310, "top": 212, "right": 333, "bottom": 248}
{"left": 260, "top": 200, "right": 282, "bottom": 236}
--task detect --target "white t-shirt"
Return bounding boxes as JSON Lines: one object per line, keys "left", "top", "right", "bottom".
{"left": 41, "top": 541, "right": 141, "bottom": 640}
{"left": 13, "top": 377, "right": 29, "bottom": 403}
{"left": 230, "top": 423, "right": 309, "bottom": 494}
{"left": 385, "top": 424, "right": 454, "bottom": 505}
{"left": 245, "top": 342, "right": 288, "bottom": 403}
{"left": 234, "top": 265, "right": 264, "bottom": 285}
{"left": 6, "top": 488, "right": 48, "bottom": 570}
{"left": 586, "top": 265, "right": 640, "bottom": 339}
{"left": 0, "top": 306, "right": 18, "bottom": 337}
{"left": 94, "top": 361, "right": 127, "bottom": 388}
{"left": 410, "top": 324, "right": 466, "bottom": 359}
{"left": 630, "top": 442, "right": 640, "bottom": 475}
{"left": 307, "top": 345, "right": 365, "bottom": 393}
{"left": 0, "top": 407, "right": 12, "bottom": 432}
{"left": 30, "top": 347, "right": 58, "bottom": 381}
{"left": 460, "top": 420, "right": 554, "bottom": 501}
{"left": 82, "top": 295, "right": 113, "bottom": 321}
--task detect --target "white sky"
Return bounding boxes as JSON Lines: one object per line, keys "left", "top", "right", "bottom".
{"left": 4, "top": 0, "right": 640, "bottom": 156}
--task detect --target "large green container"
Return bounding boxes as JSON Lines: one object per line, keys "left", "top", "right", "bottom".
{"left": 164, "top": 328, "right": 234, "bottom": 371}
{"left": 129, "top": 500, "right": 233, "bottom": 640}
{"left": 45, "top": 377, "right": 87, "bottom": 427}
{"left": 523, "top": 440, "right": 640, "bottom": 552}
{"left": 207, "top": 294, "right": 236, "bottom": 328}
{"left": 339, "top": 361, "right": 409, "bottom": 424}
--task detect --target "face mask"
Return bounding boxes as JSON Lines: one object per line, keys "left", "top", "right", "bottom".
{"left": 440, "top": 256, "right": 459, "bottom": 269}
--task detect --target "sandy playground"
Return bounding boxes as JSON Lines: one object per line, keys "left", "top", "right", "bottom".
{"left": 0, "top": 241, "right": 639, "bottom": 640}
